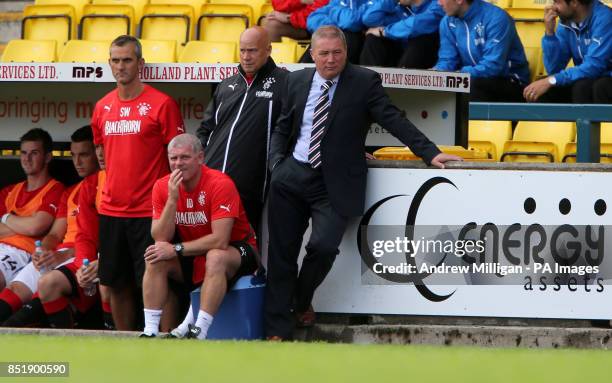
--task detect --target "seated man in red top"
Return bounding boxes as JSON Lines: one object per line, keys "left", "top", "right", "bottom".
{"left": 141, "top": 133, "right": 259, "bottom": 339}
{"left": 0, "top": 128, "right": 64, "bottom": 292}
{"left": 0, "top": 126, "right": 99, "bottom": 325}
{"left": 264, "top": 0, "right": 330, "bottom": 42}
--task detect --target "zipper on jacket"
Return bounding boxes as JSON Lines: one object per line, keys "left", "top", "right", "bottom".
{"left": 262, "top": 100, "right": 273, "bottom": 201}
{"left": 463, "top": 20, "right": 477, "bottom": 66}
{"left": 207, "top": 101, "right": 223, "bottom": 146}
{"left": 221, "top": 74, "right": 255, "bottom": 173}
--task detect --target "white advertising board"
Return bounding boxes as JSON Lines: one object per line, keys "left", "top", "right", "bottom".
{"left": 0, "top": 63, "right": 468, "bottom": 145}
{"left": 313, "top": 167, "right": 612, "bottom": 319}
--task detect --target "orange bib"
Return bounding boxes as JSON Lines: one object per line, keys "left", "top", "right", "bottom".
{"left": 1, "top": 179, "right": 60, "bottom": 254}
{"left": 62, "top": 183, "right": 82, "bottom": 245}
{"left": 95, "top": 170, "right": 106, "bottom": 212}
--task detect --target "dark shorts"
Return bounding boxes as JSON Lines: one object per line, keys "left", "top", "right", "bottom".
{"left": 57, "top": 263, "right": 98, "bottom": 314}
{"left": 227, "top": 240, "right": 259, "bottom": 287}
{"left": 188, "top": 240, "right": 259, "bottom": 291}
{"left": 98, "top": 215, "right": 152, "bottom": 288}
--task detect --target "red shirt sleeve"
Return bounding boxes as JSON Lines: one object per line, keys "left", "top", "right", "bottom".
{"left": 151, "top": 178, "right": 168, "bottom": 220}
{"left": 273, "top": 0, "right": 303, "bottom": 13}
{"left": 55, "top": 187, "right": 71, "bottom": 219}
{"left": 74, "top": 174, "right": 99, "bottom": 267}
{"left": 158, "top": 97, "right": 185, "bottom": 145}
{"left": 39, "top": 182, "right": 65, "bottom": 216}
{"left": 290, "top": 0, "right": 329, "bottom": 29}
{"left": 91, "top": 101, "right": 102, "bottom": 146}
{"left": 210, "top": 177, "right": 241, "bottom": 221}
{"left": 0, "top": 185, "right": 13, "bottom": 215}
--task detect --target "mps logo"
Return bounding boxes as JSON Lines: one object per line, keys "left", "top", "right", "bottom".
{"left": 445, "top": 75, "right": 469, "bottom": 89}
{"left": 358, "top": 171, "right": 609, "bottom": 302}
{"left": 72, "top": 66, "right": 103, "bottom": 79}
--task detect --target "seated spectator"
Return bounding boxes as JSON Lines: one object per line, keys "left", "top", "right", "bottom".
{"left": 434, "top": 0, "right": 530, "bottom": 101}
{"left": 0, "top": 126, "right": 98, "bottom": 326}
{"left": 0, "top": 129, "right": 64, "bottom": 292}
{"left": 304, "top": 0, "right": 369, "bottom": 63}
{"left": 360, "top": 0, "right": 444, "bottom": 68}
{"left": 523, "top": 0, "right": 612, "bottom": 103}
{"left": 140, "top": 134, "right": 259, "bottom": 339}
{"left": 264, "top": 0, "right": 330, "bottom": 42}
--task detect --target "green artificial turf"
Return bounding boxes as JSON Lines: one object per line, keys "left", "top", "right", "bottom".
{"left": 0, "top": 334, "right": 611, "bottom": 383}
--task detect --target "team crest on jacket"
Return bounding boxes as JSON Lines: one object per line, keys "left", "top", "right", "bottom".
{"left": 137, "top": 102, "right": 152, "bottom": 116}
{"left": 262, "top": 77, "right": 276, "bottom": 90}
{"left": 198, "top": 191, "right": 206, "bottom": 206}
{"left": 474, "top": 23, "right": 485, "bottom": 46}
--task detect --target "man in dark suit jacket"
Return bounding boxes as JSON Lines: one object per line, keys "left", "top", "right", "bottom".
{"left": 265, "top": 25, "right": 460, "bottom": 340}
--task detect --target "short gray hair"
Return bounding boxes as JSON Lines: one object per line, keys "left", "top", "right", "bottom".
{"left": 110, "top": 35, "right": 143, "bottom": 60}
{"left": 311, "top": 25, "right": 347, "bottom": 50}
{"left": 168, "top": 133, "right": 203, "bottom": 155}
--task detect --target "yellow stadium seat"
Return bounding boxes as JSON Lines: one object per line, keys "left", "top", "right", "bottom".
{"left": 80, "top": 4, "right": 136, "bottom": 41}
{"left": 296, "top": 41, "right": 309, "bottom": 60}
{"left": 485, "top": 0, "right": 511, "bottom": 8}
{"left": 209, "top": 0, "right": 266, "bottom": 25}
{"left": 178, "top": 41, "right": 237, "bottom": 63}
{"left": 198, "top": 3, "right": 253, "bottom": 44}
{"left": 507, "top": 0, "right": 550, "bottom": 49}
{"left": 373, "top": 146, "right": 492, "bottom": 161}
{"left": 141, "top": 39, "right": 177, "bottom": 62}
{"left": 149, "top": 0, "right": 208, "bottom": 22}
{"left": 468, "top": 120, "right": 512, "bottom": 161}
{"left": 22, "top": 4, "right": 76, "bottom": 57}
{"left": 59, "top": 39, "right": 111, "bottom": 62}
{"left": 140, "top": 4, "right": 195, "bottom": 55}
{"left": 563, "top": 123, "right": 612, "bottom": 163}
{"left": 258, "top": 3, "right": 273, "bottom": 25}
{"left": 501, "top": 121, "right": 575, "bottom": 162}
{"left": 1, "top": 39, "right": 56, "bottom": 62}
{"left": 92, "top": 0, "right": 149, "bottom": 24}
{"left": 271, "top": 41, "right": 297, "bottom": 63}
{"left": 513, "top": 19, "right": 545, "bottom": 48}
{"left": 35, "top": 0, "right": 89, "bottom": 22}
{"left": 511, "top": 0, "right": 548, "bottom": 9}
{"left": 524, "top": 46, "right": 542, "bottom": 82}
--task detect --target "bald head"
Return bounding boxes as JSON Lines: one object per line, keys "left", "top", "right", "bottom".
{"left": 239, "top": 26, "right": 272, "bottom": 76}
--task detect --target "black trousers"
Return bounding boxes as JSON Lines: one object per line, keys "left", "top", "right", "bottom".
{"left": 299, "top": 30, "right": 365, "bottom": 64}
{"left": 359, "top": 33, "right": 439, "bottom": 69}
{"left": 538, "top": 77, "right": 610, "bottom": 104}
{"left": 470, "top": 77, "right": 525, "bottom": 102}
{"left": 264, "top": 157, "right": 348, "bottom": 338}
{"left": 593, "top": 77, "right": 612, "bottom": 104}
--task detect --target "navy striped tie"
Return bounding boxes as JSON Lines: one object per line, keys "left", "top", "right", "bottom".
{"left": 308, "top": 80, "right": 334, "bottom": 168}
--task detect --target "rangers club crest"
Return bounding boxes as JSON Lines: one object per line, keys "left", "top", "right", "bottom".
{"left": 198, "top": 191, "right": 206, "bottom": 206}
{"left": 263, "top": 77, "right": 275, "bottom": 90}
{"left": 137, "top": 102, "right": 152, "bottom": 116}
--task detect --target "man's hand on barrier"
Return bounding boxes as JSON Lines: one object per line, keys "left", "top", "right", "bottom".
{"left": 144, "top": 241, "right": 177, "bottom": 264}
{"left": 430, "top": 153, "right": 463, "bottom": 169}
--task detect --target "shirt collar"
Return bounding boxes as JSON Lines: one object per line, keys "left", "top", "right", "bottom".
{"left": 313, "top": 71, "right": 340, "bottom": 89}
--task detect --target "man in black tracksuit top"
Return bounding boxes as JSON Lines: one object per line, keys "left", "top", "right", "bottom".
{"left": 197, "top": 27, "right": 288, "bottom": 234}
